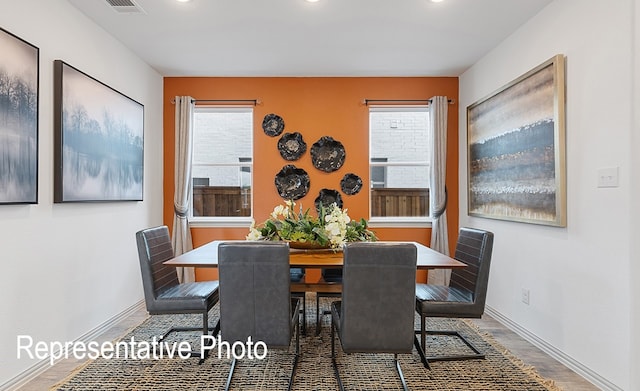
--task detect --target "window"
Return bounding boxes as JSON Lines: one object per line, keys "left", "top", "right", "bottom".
{"left": 190, "top": 107, "right": 253, "bottom": 223}
{"left": 369, "top": 107, "right": 430, "bottom": 224}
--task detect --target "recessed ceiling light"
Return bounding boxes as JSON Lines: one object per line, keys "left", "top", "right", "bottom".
{"left": 431, "top": 0, "right": 445, "bottom": 2}
{"left": 176, "top": 0, "right": 191, "bottom": 2}
{"left": 305, "top": 0, "right": 321, "bottom": 2}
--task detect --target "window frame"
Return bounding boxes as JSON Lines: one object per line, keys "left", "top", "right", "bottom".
{"left": 367, "top": 105, "right": 432, "bottom": 228}
{"left": 188, "top": 106, "right": 254, "bottom": 228}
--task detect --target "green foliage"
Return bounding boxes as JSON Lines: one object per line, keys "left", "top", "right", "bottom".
{"left": 345, "top": 218, "right": 377, "bottom": 243}
{"left": 248, "top": 201, "right": 377, "bottom": 249}
{"left": 257, "top": 206, "right": 331, "bottom": 245}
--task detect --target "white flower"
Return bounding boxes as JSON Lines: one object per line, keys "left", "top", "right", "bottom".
{"left": 271, "top": 204, "right": 289, "bottom": 219}
{"left": 341, "top": 209, "right": 351, "bottom": 224}
{"left": 245, "top": 219, "right": 262, "bottom": 241}
{"left": 246, "top": 228, "right": 262, "bottom": 241}
{"left": 320, "top": 203, "right": 351, "bottom": 249}
{"left": 325, "top": 221, "right": 342, "bottom": 236}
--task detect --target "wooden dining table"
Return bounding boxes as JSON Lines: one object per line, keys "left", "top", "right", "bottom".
{"left": 163, "top": 240, "right": 465, "bottom": 270}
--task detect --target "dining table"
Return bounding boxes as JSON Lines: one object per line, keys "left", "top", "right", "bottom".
{"left": 164, "top": 240, "right": 465, "bottom": 294}
{"left": 163, "top": 240, "right": 465, "bottom": 270}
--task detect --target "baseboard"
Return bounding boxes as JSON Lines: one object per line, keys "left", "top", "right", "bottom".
{"left": 1, "top": 300, "right": 145, "bottom": 391}
{"left": 485, "top": 305, "right": 622, "bottom": 391}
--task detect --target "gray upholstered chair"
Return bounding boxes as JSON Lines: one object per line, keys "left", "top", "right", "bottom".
{"left": 218, "top": 241, "right": 301, "bottom": 391}
{"left": 135, "top": 226, "right": 220, "bottom": 358}
{"left": 414, "top": 227, "right": 494, "bottom": 368}
{"left": 330, "top": 242, "right": 417, "bottom": 391}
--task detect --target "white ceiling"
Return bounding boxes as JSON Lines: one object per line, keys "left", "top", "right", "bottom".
{"left": 67, "top": 0, "right": 552, "bottom": 77}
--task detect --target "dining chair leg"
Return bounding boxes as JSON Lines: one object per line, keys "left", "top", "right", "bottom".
{"left": 159, "top": 312, "right": 220, "bottom": 362}
{"left": 291, "top": 292, "right": 307, "bottom": 335}
{"left": 295, "top": 314, "right": 300, "bottom": 357}
{"left": 421, "top": 312, "right": 426, "bottom": 355}
{"left": 316, "top": 294, "right": 321, "bottom": 335}
{"left": 412, "top": 311, "right": 431, "bottom": 368}
{"left": 199, "top": 318, "right": 221, "bottom": 363}
{"left": 414, "top": 312, "right": 484, "bottom": 367}
{"left": 316, "top": 294, "right": 337, "bottom": 335}
{"left": 331, "top": 320, "right": 335, "bottom": 358}
{"left": 288, "top": 318, "right": 301, "bottom": 391}
{"left": 202, "top": 311, "right": 209, "bottom": 335}
{"left": 330, "top": 321, "right": 346, "bottom": 391}
{"left": 301, "top": 293, "right": 306, "bottom": 335}
{"left": 394, "top": 354, "right": 409, "bottom": 391}
{"left": 421, "top": 330, "right": 485, "bottom": 362}
{"left": 224, "top": 358, "right": 237, "bottom": 391}
{"left": 413, "top": 333, "right": 431, "bottom": 370}
{"left": 333, "top": 325, "right": 411, "bottom": 391}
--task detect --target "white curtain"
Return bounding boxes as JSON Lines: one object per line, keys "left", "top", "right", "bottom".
{"left": 172, "top": 96, "right": 195, "bottom": 283}
{"left": 427, "top": 96, "right": 450, "bottom": 285}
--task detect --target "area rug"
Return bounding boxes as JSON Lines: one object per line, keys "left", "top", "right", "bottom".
{"left": 52, "top": 297, "right": 561, "bottom": 391}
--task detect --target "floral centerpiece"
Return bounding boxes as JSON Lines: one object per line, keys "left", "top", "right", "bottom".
{"left": 246, "top": 200, "right": 376, "bottom": 250}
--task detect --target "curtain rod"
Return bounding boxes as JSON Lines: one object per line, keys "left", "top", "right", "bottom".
{"left": 170, "top": 98, "right": 261, "bottom": 105}
{"left": 363, "top": 98, "right": 455, "bottom": 106}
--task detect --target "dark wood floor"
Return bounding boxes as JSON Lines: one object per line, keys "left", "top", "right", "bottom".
{"left": 15, "top": 305, "right": 599, "bottom": 391}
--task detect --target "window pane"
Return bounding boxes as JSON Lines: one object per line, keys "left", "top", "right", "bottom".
{"left": 192, "top": 167, "right": 251, "bottom": 217}
{"left": 370, "top": 109, "right": 429, "bottom": 163}
{"left": 193, "top": 109, "right": 252, "bottom": 164}
{"left": 192, "top": 108, "right": 252, "bottom": 218}
{"left": 369, "top": 107, "right": 430, "bottom": 219}
{"left": 370, "top": 166, "right": 429, "bottom": 217}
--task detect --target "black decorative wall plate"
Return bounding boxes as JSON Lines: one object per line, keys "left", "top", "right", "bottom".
{"left": 310, "top": 136, "right": 346, "bottom": 173}
{"left": 274, "top": 165, "right": 310, "bottom": 200}
{"left": 262, "top": 113, "right": 285, "bottom": 137}
{"left": 340, "top": 173, "right": 363, "bottom": 195}
{"left": 315, "top": 188, "right": 343, "bottom": 212}
{"left": 277, "top": 132, "right": 307, "bottom": 161}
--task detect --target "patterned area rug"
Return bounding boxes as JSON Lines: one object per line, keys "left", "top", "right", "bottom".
{"left": 53, "top": 296, "right": 560, "bottom": 391}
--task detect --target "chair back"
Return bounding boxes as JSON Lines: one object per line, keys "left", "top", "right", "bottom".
{"left": 135, "top": 226, "right": 180, "bottom": 312}
{"left": 449, "top": 227, "right": 494, "bottom": 309}
{"left": 339, "top": 242, "right": 417, "bottom": 353}
{"left": 218, "top": 241, "right": 292, "bottom": 349}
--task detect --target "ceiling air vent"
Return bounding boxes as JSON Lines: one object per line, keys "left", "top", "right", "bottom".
{"left": 104, "top": 0, "right": 146, "bottom": 14}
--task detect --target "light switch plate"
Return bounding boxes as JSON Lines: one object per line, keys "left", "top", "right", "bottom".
{"left": 597, "top": 167, "right": 619, "bottom": 188}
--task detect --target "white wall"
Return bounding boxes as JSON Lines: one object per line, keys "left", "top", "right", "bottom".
{"left": 630, "top": 1, "right": 640, "bottom": 389}
{"left": 460, "top": 0, "right": 633, "bottom": 389}
{"left": 0, "top": 0, "right": 163, "bottom": 387}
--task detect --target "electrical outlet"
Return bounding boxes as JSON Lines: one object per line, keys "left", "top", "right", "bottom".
{"left": 521, "top": 288, "right": 530, "bottom": 305}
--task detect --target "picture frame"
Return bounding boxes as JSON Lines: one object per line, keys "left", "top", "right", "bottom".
{"left": 467, "top": 54, "right": 566, "bottom": 227}
{"left": 0, "top": 28, "right": 39, "bottom": 204}
{"left": 53, "top": 60, "right": 144, "bottom": 202}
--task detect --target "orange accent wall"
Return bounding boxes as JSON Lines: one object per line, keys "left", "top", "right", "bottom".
{"left": 163, "top": 77, "right": 459, "bottom": 282}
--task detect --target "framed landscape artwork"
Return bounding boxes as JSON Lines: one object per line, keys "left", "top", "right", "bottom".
{"left": 467, "top": 54, "right": 566, "bottom": 227}
{"left": 53, "top": 60, "right": 144, "bottom": 202}
{"left": 0, "top": 28, "right": 39, "bottom": 204}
